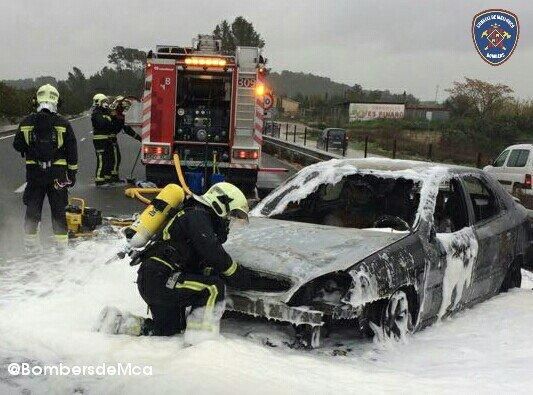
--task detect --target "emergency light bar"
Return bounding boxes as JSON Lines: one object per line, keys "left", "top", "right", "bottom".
{"left": 233, "top": 149, "right": 259, "bottom": 160}
{"left": 184, "top": 57, "right": 227, "bottom": 67}
{"left": 143, "top": 143, "right": 172, "bottom": 160}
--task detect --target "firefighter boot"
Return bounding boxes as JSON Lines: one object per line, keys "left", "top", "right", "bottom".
{"left": 183, "top": 301, "right": 225, "bottom": 346}
{"left": 24, "top": 233, "right": 41, "bottom": 255}
{"left": 93, "top": 306, "right": 146, "bottom": 336}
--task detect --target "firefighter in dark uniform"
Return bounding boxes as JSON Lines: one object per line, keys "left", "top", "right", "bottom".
{"left": 97, "top": 183, "right": 253, "bottom": 344}
{"left": 109, "top": 96, "right": 141, "bottom": 183}
{"left": 13, "top": 84, "right": 78, "bottom": 252}
{"left": 91, "top": 93, "right": 114, "bottom": 186}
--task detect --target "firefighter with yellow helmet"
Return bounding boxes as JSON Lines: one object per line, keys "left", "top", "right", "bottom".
{"left": 13, "top": 84, "right": 78, "bottom": 252}
{"left": 91, "top": 93, "right": 114, "bottom": 186}
{"left": 96, "top": 182, "right": 254, "bottom": 344}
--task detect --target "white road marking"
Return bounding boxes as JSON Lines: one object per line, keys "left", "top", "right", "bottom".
{"left": 15, "top": 182, "right": 27, "bottom": 193}
{"left": 0, "top": 133, "right": 15, "bottom": 140}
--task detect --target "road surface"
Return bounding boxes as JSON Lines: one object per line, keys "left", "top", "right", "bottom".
{"left": 0, "top": 116, "right": 293, "bottom": 258}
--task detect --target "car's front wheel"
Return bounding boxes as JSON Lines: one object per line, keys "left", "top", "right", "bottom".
{"left": 381, "top": 290, "right": 413, "bottom": 340}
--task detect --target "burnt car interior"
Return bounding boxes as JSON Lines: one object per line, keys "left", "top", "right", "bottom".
{"left": 434, "top": 179, "right": 469, "bottom": 233}
{"left": 462, "top": 176, "right": 501, "bottom": 222}
{"left": 271, "top": 174, "right": 421, "bottom": 231}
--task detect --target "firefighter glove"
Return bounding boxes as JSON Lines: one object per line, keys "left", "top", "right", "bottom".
{"left": 224, "top": 262, "right": 253, "bottom": 290}
{"left": 67, "top": 170, "right": 77, "bottom": 187}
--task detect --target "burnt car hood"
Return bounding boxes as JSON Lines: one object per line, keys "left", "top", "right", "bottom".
{"left": 224, "top": 217, "right": 407, "bottom": 302}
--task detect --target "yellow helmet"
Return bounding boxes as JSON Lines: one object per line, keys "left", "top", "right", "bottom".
{"left": 92, "top": 93, "right": 109, "bottom": 107}
{"left": 36, "top": 84, "right": 59, "bottom": 105}
{"left": 194, "top": 182, "right": 249, "bottom": 221}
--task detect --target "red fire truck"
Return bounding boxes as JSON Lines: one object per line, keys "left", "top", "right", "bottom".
{"left": 128, "top": 35, "right": 267, "bottom": 193}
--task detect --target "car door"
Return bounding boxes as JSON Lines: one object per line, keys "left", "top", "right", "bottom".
{"left": 505, "top": 148, "right": 530, "bottom": 193}
{"left": 419, "top": 177, "right": 476, "bottom": 322}
{"left": 486, "top": 149, "right": 511, "bottom": 192}
{"left": 460, "top": 175, "right": 511, "bottom": 301}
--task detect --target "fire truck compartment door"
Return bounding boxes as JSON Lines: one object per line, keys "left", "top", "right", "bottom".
{"left": 150, "top": 64, "right": 177, "bottom": 143}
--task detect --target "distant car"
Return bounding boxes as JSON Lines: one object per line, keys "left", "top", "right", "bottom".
{"left": 484, "top": 144, "right": 533, "bottom": 196}
{"left": 264, "top": 122, "right": 281, "bottom": 138}
{"left": 225, "top": 159, "right": 529, "bottom": 348}
{"left": 316, "top": 128, "right": 348, "bottom": 151}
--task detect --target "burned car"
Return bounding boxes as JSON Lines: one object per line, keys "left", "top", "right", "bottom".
{"left": 224, "top": 158, "right": 529, "bottom": 347}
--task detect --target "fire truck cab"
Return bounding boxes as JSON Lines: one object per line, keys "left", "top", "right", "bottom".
{"left": 133, "top": 35, "right": 266, "bottom": 193}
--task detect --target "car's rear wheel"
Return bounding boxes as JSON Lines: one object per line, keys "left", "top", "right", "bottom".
{"left": 381, "top": 290, "right": 413, "bottom": 340}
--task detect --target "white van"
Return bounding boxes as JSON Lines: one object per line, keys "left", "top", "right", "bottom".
{"left": 484, "top": 144, "right": 533, "bottom": 195}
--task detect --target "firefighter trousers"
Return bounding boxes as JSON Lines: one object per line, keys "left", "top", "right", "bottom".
{"left": 93, "top": 139, "right": 113, "bottom": 184}
{"left": 23, "top": 182, "right": 68, "bottom": 241}
{"left": 109, "top": 138, "right": 121, "bottom": 180}
{"left": 137, "top": 257, "right": 225, "bottom": 336}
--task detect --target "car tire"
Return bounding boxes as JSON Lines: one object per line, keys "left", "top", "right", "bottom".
{"left": 380, "top": 289, "right": 413, "bottom": 340}
{"left": 500, "top": 257, "right": 522, "bottom": 292}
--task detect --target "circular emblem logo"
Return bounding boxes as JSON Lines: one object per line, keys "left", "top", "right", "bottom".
{"left": 263, "top": 93, "right": 273, "bottom": 110}
{"left": 472, "top": 9, "right": 519, "bottom": 66}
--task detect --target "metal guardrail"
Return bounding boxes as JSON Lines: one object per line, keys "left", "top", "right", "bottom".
{"left": 262, "top": 135, "right": 341, "bottom": 166}
{"left": 0, "top": 125, "right": 17, "bottom": 135}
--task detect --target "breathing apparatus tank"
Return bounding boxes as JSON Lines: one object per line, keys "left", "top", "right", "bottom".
{"left": 125, "top": 184, "right": 185, "bottom": 248}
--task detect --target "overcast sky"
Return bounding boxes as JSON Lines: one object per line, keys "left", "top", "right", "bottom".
{"left": 1, "top": 0, "right": 531, "bottom": 100}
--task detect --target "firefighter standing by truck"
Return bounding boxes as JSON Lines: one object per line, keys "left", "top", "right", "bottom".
{"left": 91, "top": 94, "right": 114, "bottom": 186}
{"left": 109, "top": 96, "right": 141, "bottom": 183}
{"left": 95, "top": 182, "right": 254, "bottom": 344}
{"left": 13, "top": 84, "right": 78, "bottom": 252}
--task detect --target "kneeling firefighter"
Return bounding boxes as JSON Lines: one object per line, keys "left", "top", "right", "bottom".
{"left": 97, "top": 182, "right": 253, "bottom": 344}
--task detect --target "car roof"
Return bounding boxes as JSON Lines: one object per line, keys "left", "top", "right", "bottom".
{"left": 329, "top": 158, "right": 479, "bottom": 174}
{"left": 502, "top": 144, "right": 533, "bottom": 150}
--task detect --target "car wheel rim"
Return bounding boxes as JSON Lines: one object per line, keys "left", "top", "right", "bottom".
{"left": 382, "top": 290, "right": 412, "bottom": 340}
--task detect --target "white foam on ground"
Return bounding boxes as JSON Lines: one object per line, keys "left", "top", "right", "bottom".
{"left": 0, "top": 238, "right": 532, "bottom": 393}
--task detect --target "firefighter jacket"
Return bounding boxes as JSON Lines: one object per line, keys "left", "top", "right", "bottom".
{"left": 13, "top": 110, "right": 78, "bottom": 184}
{"left": 111, "top": 113, "right": 140, "bottom": 141}
{"left": 91, "top": 107, "right": 114, "bottom": 141}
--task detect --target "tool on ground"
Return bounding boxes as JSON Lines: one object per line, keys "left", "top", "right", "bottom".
{"left": 65, "top": 198, "right": 102, "bottom": 238}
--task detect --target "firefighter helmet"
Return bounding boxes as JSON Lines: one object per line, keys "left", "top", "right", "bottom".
{"left": 110, "top": 95, "right": 131, "bottom": 111}
{"left": 194, "top": 182, "right": 249, "bottom": 221}
{"left": 93, "top": 93, "right": 109, "bottom": 108}
{"left": 36, "top": 84, "right": 60, "bottom": 105}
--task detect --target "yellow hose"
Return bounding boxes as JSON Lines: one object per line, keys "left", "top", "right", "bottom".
{"left": 124, "top": 187, "right": 162, "bottom": 205}
{"left": 124, "top": 153, "right": 192, "bottom": 204}
{"left": 173, "top": 153, "right": 193, "bottom": 196}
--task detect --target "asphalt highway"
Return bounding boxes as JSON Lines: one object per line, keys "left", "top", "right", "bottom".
{"left": 0, "top": 116, "right": 293, "bottom": 256}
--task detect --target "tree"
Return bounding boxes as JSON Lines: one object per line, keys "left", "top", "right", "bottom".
{"left": 213, "top": 17, "right": 265, "bottom": 53}
{"left": 108, "top": 46, "right": 147, "bottom": 71}
{"left": 213, "top": 20, "right": 234, "bottom": 53}
{"left": 446, "top": 77, "right": 513, "bottom": 118}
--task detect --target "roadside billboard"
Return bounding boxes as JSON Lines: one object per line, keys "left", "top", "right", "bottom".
{"left": 349, "top": 103, "right": 405, "bottom": 122}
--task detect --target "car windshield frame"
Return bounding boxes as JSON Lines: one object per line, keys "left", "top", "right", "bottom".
{"left": 251, "top": 163, "right": 448, "bottom": 232}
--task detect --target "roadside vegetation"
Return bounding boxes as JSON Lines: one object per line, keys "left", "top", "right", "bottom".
{"left": 284, "top": 78, "right": 533, "bottom": 167}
